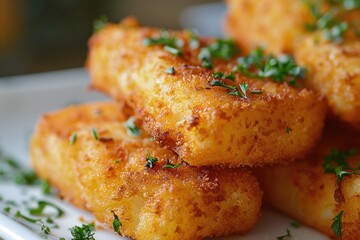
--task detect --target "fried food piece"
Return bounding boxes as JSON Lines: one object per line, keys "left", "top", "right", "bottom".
{"left": 86, "top": 19, "right": 326, "bottom": 166}
{"left": 225, "top": 0, "right": 360, "bottom": 54}
{"left": 30, "top": 102, "right": 262, "bottom": 240}
{"left": 295, "top": 36, "right": 360, "bottom": 127}
{"left": 256, "top": 121, "right": 360, "bottom": 239}
{"left": 225, "top": 0, "right": 360, "bottom": 127}
{"left": 225, "top": 0, "right": 311, "bottom": 54}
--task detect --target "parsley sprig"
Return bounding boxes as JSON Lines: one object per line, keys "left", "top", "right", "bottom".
{"left": 111, "top": 210, "right": 122, "bottom": 235}
{"left": 144, "top": 31, "right": 183, "bottom": 56}
{"left": 323, "top": 148, "right": 358, "bottom": 181}
{"left": 145, "top": 150, "right": 158, "bottom": 169}
{"left": 93, "top": 15, "right": 108, "bottom": 33}
{"left": 198, "top": 39, "right": 239, "bottom": 69}
{"left": 125, "top": 117, "right": 141, "bottom": 136}
{"left": 236, "top": 48, "right": 305, "bottom": 86}
{"left": 304, "top": 0, "right": 360, "bottom": 42}
{"left": 162, "top": 159, "right": 185, "bottom": 169}
{"left": 332, "top": 210, "right": 344, "bottom": 238}
{"left": 70, "top": 223, "right": 95, "bottom": 240}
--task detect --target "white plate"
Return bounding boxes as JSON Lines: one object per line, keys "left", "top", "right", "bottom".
{"left": 0, "top": 69, "right": 329, "bottom": 240}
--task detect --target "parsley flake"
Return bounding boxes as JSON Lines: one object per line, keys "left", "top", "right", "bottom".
{"left": 323, "top": 148, "right": 358, "bottom": 181}
{"left": 165, "top": 66, "right": 175, "bottom": 75}
{"left": 286, "top": 127, "right": 292, "bottom": 134}
{"left": 211, "top": 80, "right": 249, "bottom": 99}
{"left": 125, "top": 117, "right": 141, "bottom": 136}
{"left": 162, "top": 159, "right": 184, "bottom": 169}
{"left": 111, "top": 210, "right": 122, "bottom": 235}
{"left": 70, "top": 223, "right": 95, "bottom": 240}
{"left": 277, "top": 229, "right": 292, "bottom": 240}
{"left": 304, "top": 1, "right": 355, "bottom": 42}
{"left": 198, "top": 39, "right": 239, "bottom": 69}
{"left": 332, "top": 210, "right": 343, "bottom": 238}
{"left": 290, "top": 220, "right": 301, "bottom": 228}
{"left": 41, "top": 180, "right": 52, "bottom": 195}
{"left": 145, "top": 150, "right": 158, "bottom": 169}
{"left": 236, "top": 48, "right": 304, "bottom": 85}
{"left": 93, "top": 15, "right": 108, "bottom": 33}
{"left": 91, "top": 128, "right": 99, "bottom": 141}
{"left": 70, "top": 133, "right": 77, "bottom": 145}
{"left": 144, "top": 31, "right": 183, "bottom": 56}
{"left": 28, "top": 200, "right": 64, "bottom": 218}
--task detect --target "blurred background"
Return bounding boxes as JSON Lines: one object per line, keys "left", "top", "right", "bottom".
{"left": 0, "top": 0, "right": 224, "bottom": 77}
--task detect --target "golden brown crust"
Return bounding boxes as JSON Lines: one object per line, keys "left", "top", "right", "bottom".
{"left": 31, "top": 102, "right": 263, "bottom": 240}
{"left": 225, "top": 0, "right": 311, "bottom": 54}
{"left": 86, "top": 21, "right": 326, "bottom": 167}
{"left": 225, "top": 0, "right": 360, "bottom": 127}
{"left": 256, "top": 122, "right": 360, "bottom": 239}
{"left": 295, "top": 36, "right": 360, "bottom": 127}
{"left": 30, "top": 102, "right": 127, "bottom": 208}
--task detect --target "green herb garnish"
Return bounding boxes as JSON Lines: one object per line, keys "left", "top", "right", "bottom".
{"left": 212, "top": 71, "right": 235, "bottom": 81}
{"left": 211, "top": 80, "right": 249, "bottom": 99}
{"left": 332, "top": 210, "right": 343, "bottom": 238}
{"left": 28, "top": 200, "right": 64, "bottom": 218}
{"left": 93, "top": 15, "right": 108, "bottom": 33}
{"left": 70, "top": 223, "right": 95, "bottom": 240}
{"left": 14, "top": 211, "right": 51, "bottom": 235}
{"left": 236, "top": 48, "right": 304, "bottom": 86}
{"left": 323, "top": 148, "right": 358, "bottom": 181}
{"left": 41, "top": 180, "right": 52, "bottom": 195}
{"left": 277, "top": 229, "right": 292, "bottom": 240}
{"left": 250, "top": 90, "right": 263, "bottom": 95}
{"left": 198, "top": 39, "right": 239, "bottom": 69}
{"left": 162, "top": 159, "right": 184, "bottom": 169}
{"left": 125, "top": 117, "right": 141, "bottom": 136}
{"left": 304, "top": 1, "right": 359, "bottom": 42}
{"left": 290, "top": 220, "right": 301, "bottom": 228}
{"left": 144, "top": 31, "right": 183, "bottom": 56}
{"left": 165, "top": 67, "right": 175, "bottom": 75}
{"left": 70, "top": 133, "right": 77, "bottom": 145}
{"left": 111, "top": 210, "right": 122, "bottom": 235}
{"left": 286, "top": 127, "right": 292, "bottom": 134}
{"left": 145, "top": 150, "right": 158, "bottom": 169}
{"left": 91, "top": 128, "right": 99, "bottom": 141}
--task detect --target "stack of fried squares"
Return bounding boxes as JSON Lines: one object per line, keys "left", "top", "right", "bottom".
{"left": 30, "top": 1, "right": 360, "bottom": 238}
{"left": 226, "top": 0, "right": 360, "bottom": 239}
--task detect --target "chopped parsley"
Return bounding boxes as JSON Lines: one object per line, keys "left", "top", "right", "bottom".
{"left": 332, "top": 210, "right": 343, "bottom": 238}
{"left": 14, "top": 211, "right": 51, "bottom": 235}
{"left": 290, "top": 220, "right": 301, "bottom": 228}
{"left": 165, "top": 66, "right": 175, "bottom": 75}
{"left": 198, "top": 39, "right": 239, "bottom": 69}
{"left": 145, "top": 150, "right": 158, "bottom": 169}
{"left": 323, "top": 148, "right": 358, "bottom": 181}
{"left": 125, "top": 117, "right": 141, "bottom": 136}
{"left": 236, "top": 48, "right": 305, "bottom": 86}
{"left": 70, "top": 223, "right": 95, "bottom": 240}
{"left": 93, "top": 15, "right": 108, "bottom": 33}
{"left": 212, "top": 71, "right": 235, "bottom": 81}
{"left": 28, "top": 200, "right": 64, "bottom": 218}
{"left": 41, "top": 180, "right": 52, "bottom": 195}
{"left": 91, "top": 128, "right": 99, "bottom": 141}
{"left": 143, "top": 31, "right": 183, "bottom": 56}
{"left": 250, "top": 90, "right": 263, "bottom": 95}
{"left": 304, "top": 0, "right": 360, "bottom": 42}
{"left": 111, "top": 210, "right": 122, "bottom": 235}
{"left": 286, "top": 127, "right": 292, "bottom": 134}
{"left": 211, "top": 79, "right": 249, "bottom": 99}
{"left": 70, "top": 133, "right": 77, "bottom": 145}
{"left": 162, "top": 159, "right": 185, "bottom": 169}
{"left": 276, "top": 229, "right": 292, "bottom": 240}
